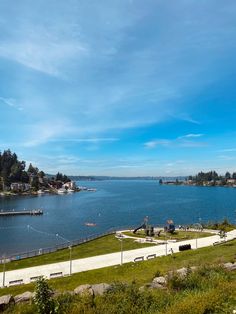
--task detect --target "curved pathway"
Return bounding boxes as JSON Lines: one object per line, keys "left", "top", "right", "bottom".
{"left": 1, "top": 229, "right": 236, "bottom": 287}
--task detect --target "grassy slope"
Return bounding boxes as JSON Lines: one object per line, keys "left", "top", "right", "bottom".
{"left": 4, "top": 234, "right": 154, "bottom": 271}
{"left": 1, "top": 239, "right": 235, "bottom": 297}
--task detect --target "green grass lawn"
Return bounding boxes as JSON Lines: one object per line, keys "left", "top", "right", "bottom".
{"left": 1, "top": 239, "right": 235, "bottom": 298}
{"left": 3, "top": 234, "right": 155, "bottom": 272}
{"left": 123, "top": 230, "right": 213, "bottom": 241}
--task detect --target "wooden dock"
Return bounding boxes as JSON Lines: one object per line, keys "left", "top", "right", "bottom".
{"left": 0, "top": 210, "right": 43, "bottom": 216}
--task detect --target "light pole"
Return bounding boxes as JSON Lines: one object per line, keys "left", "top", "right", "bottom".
{"left": 69, "top": 245, "right": 72, "bottom": 276}
{"left": 165, "top": 232, "right": 168, "bottom": 256}
{"left": 56, "top": 233, "right": 72, "bottom": 276}
{"left": 2, "top": 255, "right": 6, "bottom": 288}
{"left": 193, "top": 223, "right": 202, "bottom": 249}
{"left": 118, "top": 238, "right": 123, "bottom": 265}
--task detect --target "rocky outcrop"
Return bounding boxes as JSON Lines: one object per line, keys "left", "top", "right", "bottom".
{"left": 223, "top": 262, "right": 236, "bottom": 271}
{"left": 74, "top": 284, "right": 94, "bottom": 296}
{"left": 0, "top": 294, "right": 14, "bottom": 311}
{"left": 74, "top": 283, "right": 111, "bottom": 296}
{"left": 91, "top": 283, "right": 111, "bottom": 296}
{"left": 14, "top": 291, "right": 34, "bottom": 303}
{"left": 150, "top": 276, "right": 167, "bottom": 289}
{"left": 176, "top": 267, "right": 189, "bottom": 277}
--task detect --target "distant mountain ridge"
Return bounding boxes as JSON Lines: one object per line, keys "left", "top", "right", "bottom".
{"left": 46, "top": 175, "right": 187, "bottom": 181}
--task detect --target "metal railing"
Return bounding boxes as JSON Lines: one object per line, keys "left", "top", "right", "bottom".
{"left": 0, "top": 225, "right": 136, "bottom": 263}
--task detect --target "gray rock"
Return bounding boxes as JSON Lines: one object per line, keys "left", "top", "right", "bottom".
{"left": 149, "top": 282, "right": 165, "bottom": 289}
{"left": 224, "top": 262, "right": 236, "bottom": 271}
{"left": 14, "top": 291, "right": 34, "bottom": 303}
{"left": 91, "top": 283, "right": 111, "bottom": 296}
{"left": 176, "top": 267, "right": 188, "bottom": 277}
{"left": 152, "top": 276, "right": 167, "bottom": 286}
{"left": 190, "top": 266, "right": 197, "bottom": 272}
{"left": 74, "top": 284, "right": 94, "bottom": 296}
{"left": 0, "top": 295, "right": 14, "bottom": 311}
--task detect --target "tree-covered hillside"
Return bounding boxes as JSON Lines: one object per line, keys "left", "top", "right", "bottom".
{"left": 0, "top": 149, "right": 70, "bottom": 192}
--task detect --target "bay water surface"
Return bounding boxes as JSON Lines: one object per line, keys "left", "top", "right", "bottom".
{"left": 0, "top": 180, "right": 236, "bottom": 255}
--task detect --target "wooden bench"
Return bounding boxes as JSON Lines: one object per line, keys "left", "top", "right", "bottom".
{"left": 50, "top": 272, "right": 63, "bottom": 278}
{"left": 134, "top": 256, "right": 144, "bottom": 262}
{"left": 146, "top": 254, "right": 156, "bottom": 260}
{"left": 9, "top": 279, "right": 23, "bottom": 286}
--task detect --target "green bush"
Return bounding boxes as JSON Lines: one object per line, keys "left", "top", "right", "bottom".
{"left": 33, "top": 277, "right": 55, "bottom": 314}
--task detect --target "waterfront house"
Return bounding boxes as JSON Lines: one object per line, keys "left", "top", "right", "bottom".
{"left": 10, "top": 183, "right": 31, "bottom": 192}
{"left": 63, "top": 181, "right": 76, "bottom": 189}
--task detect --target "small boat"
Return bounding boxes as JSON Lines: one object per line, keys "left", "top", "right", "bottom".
{"left": 57, "top": 188, "right": 67, "bottom": 194}
{"left": 67, "top": 189, "right": 74, "bottom": 193}
{"left": 37, "top": 190, "right": 45, "bottom": 194}
{"left": 85, "top": 222, "right": 97, "bottom": 227}
{"left": 87, "top": 188, "right": 97, "bottom": 192}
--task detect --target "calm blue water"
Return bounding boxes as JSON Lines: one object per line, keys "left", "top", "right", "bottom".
{"left": 0, "top": 180, "right": 236, "bottom": 255}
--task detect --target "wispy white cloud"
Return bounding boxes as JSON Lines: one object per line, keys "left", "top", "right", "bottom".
{"left": 178, "top": 133, "right": 204, "bottom": 139}
{"left": 49, "top": 138, "right": 119, "bottom": 143}
{"left": 144, "top": 140, "right": 171, "bottom": 148}
{"left": 22, "top": 119, "right": 74, "bottom": 147}
{"left": 0, "top": 39, "right": 87, "bottom": 77}
{"left": 218, "top": 148, "right": 236, "bottom": 153}
{"left": 0, "top": 97, "right": 23, "bottom": 111}
{"left": 144, "top": 137, "right": 207, "bottom": 149}
{"left": 173, "top": 113, "right": 201, "bottom": 125}
{"left": 218, "top": 155, "right": 236, "bottom": 161}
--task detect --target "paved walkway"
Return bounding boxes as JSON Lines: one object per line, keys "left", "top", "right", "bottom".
{"left": 1, "top": 229, "right": 236, "bottom": 287}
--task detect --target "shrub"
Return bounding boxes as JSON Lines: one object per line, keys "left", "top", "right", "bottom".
{"left": 33, "top": 277, "right": 55, "bottom": 314}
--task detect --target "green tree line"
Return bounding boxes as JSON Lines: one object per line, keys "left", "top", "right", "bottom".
{"left": 0, "top": 149, "right": 70, "bottom": 191}
{"left": 189, "top": 170, "right": 236, "bottom": 185}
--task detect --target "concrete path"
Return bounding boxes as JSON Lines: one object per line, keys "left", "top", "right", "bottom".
{"left": 1, "top": 229, "right": 236, "bottom": 287}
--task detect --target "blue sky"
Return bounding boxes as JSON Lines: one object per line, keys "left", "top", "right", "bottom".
{"left": 0, "top": 0, "right": 236, "bottom": 176}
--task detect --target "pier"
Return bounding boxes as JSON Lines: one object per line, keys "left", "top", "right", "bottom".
{"left": 0, "top": 210, "right": 43, "bottom": 216}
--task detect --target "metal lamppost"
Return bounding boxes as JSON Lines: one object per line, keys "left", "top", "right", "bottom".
{"left": 68, "top": 245, "right": 72, "bottom": 276}
{"left": 2, "top": 255, "right": 6, "bottom": 287}
{"left": 193, "top": 223, "right": 203, "bottom": 249}
{"left": 165, "top": 232, "right": 168, "bottom": 256}
{"left": 56, "top": 233, "right": 72, "bottom": 276}
{"left": 118, "top": 238, "right": 123, "bottom": 265}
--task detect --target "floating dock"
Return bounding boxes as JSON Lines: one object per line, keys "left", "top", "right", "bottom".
{"left": 0, "top": 210, "right": 43, "bottom": 216}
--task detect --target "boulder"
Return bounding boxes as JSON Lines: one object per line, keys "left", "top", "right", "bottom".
{"left": 190, "top": 266, "right": 197, "bottom": 272}
{"left": 176, "top": 267, "right": 188, "bottom": 277}
{"left": 14, "top": 291, "right": 34, "bottom": 303}
{"left": 0, "top": 295, "right": 14, "bottom": 311}
{"left": 149, "top": 282, "right": 165, "bottom": 289}
{"left": 224, "top": 262, "right": 236, "bottom": 271}
{"left": 74, "top": 284, "right": 94, "bottom": 296}
{"left": 91, "top": 283, "right": 111, "bottom": 296}
{"left": 152, "top": 276, "right": 167, "bottom": 286}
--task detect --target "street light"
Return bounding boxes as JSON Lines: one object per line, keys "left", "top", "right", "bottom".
{"left": 193, "top": 223, "right": 203, "bottom": 249}
{"left": 2, "top": 255, "right": 6, "bottom": 288}
{"left": 68, "top": 245, "right": 72, "bottom": 276}
{"left": 56, "top": 233, "right": 72, "bottom": 276}
{"left": 118, "top": 237, "right": 123, "bottom": 265}
{"left": 165, "top": 232, "right": 168, "bottom": 256}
